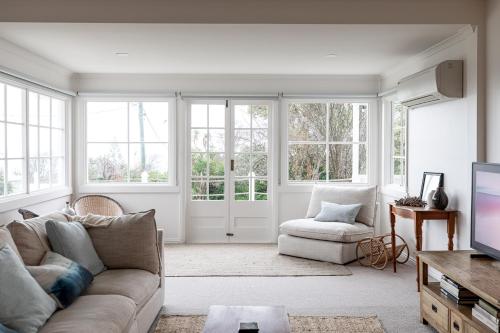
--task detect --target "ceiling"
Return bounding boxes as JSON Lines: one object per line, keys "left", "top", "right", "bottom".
{"left": 0, "top": 23, "right": 465, "bottom": 75}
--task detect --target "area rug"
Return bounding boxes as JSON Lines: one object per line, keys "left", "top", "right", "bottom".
{"left": 154, "top": 315, "right": 385, "bottom": 333}
{"left": 164, "top": 244, "right": 351, "bottom": 276}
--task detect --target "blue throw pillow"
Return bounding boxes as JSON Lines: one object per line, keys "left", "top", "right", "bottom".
{"left": 0, "top": 323, "right": 18, "bottom": 333}
{"left": 314, "top": 201, "right": 362, "bottom": 224}
{"left": 27, "top": 251, "right": 93, "bottom": 309}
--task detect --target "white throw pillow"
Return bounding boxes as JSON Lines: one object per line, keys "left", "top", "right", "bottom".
{"left": 314, "top": 201, "right": 362, "bottom": 224}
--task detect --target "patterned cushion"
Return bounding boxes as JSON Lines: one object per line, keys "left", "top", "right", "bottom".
{"left": 7, "top": 213, "right": 69, "bottom": 265}
{"left": 27, "top": 252, "right": 94, "bottom": 308}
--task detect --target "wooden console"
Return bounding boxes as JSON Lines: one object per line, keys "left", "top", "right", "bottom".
{"left": 418, "top": 251, "right": 500, "bottom": 333}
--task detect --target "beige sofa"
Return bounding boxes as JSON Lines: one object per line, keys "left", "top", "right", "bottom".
{"left": 5, "top": 214, "right": 164, "bottom": 333}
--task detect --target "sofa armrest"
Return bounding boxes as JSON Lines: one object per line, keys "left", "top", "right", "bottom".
{"left": 157, "top": 229, "right": 165, "bottom": 287}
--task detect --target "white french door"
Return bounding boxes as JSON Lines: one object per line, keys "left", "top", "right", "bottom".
{"left": 187, "top": 99, "right": 273, "bottom": 243}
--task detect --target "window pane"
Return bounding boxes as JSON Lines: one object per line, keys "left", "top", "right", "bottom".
{"left": 329, "top": 103, "right": 353, "bottom": 142}
{"left": 191, "top": 129, "right": 207, "bottom": 152}
{"left": 29, "top": 158, "right": 38, "bottom": 191}
{"left": 191, "top": 104, "right": 208, "bottom": 128}
{"left": 234, "top": 130, "right": 251, "bottom": 153}
{"left": 208, "top": 129, "right": 224, "bottom": 152}
{"left": 51, "top": 98, "right": 65, "bottom": 129}
{"left": 252, "top": 129, "right": 268, "bottom": 153}
{"left": 209, "top": 180, "right": 224, "bottom": 200}
{"left": 252, "top": 105, "right": 268, "bottom": 128}
{"left": 0, "top": 84, "right": 4, "bottom": 121}
{"left": 288, "top": 144, "right": 326, "bottom": 181}
{"left": 288, "top": 103, "right": 326, "bottom": 141}
{"left": 235, "top": 153, "right": 251, "bottom": 177}
{"left": 7, "top": 159, "right": 24, "bottom": 195}
{"left": 0, "top": 160, "right": 4, "bottom": 195}
{"left": 234, "top": 105, "right": 251, "bottom": 128}
{"left": 209, "top": 104, "right": 225, "bottom": 128}
{"left": 359, "top": 104, "right": 368, "bottom": 142}
{"left": 6, "top": 123, "right": 23, "bottom": 158}
{"left": 87, "top": 143, "right": 128, "bottom": 183}
{"left": 51, "top": 157, "right": 65, "bottom": 186}
{"left": 87, "top": 102, "right": 127, "bottom": 142}
{"left": 6, "top": 85, "right": 23, "bottom": 123}
{"left": 253, "top": 154, "right": 267, "bottom": 177}
{"left": 255, "top": 179, "right": 268, "bottom": 201}
{"left": 129, "top": 143, "right": 168, "bottom": 183}
{"left": 209, "top": 153, "right": 224, "bottom": 176}
{"left": 0, "top": 123, "right": 4, "bottom": 158}
{"left": 191, "top": 153, "right": 208, "bottom": 177}
{"left": 52, "top": 129, "right": 65, "bottom": 157}
{"left": 129, "top": 102, "right": 169, "bottom": 142}
{"left": 39, "top": 158, "right": 50, "bottom": 189}
{"left": 28, "top": 92, "right": 38, "bottom": 125}
{"left": 329, "top": 144, "right": 353, "bottom": 182}
{"left": 39, "top": 127, "right": 50, "bottom": 157}
{"left": 358, "top": 144, "right": 368, "bottom": 176}
{"left": 235, "top": 179, "right": 249, "bottom": 201}
{"left": 192, "top": 181, "right": 207, "bottom": 200}
{"left": 29, "top": 126, "right": 38, "bottom": 158}
{"left": 39, "top": 95, "right": 51, "bottom": 127}
{"left": 393, "top": 127, "right": 403, "bottom": 156}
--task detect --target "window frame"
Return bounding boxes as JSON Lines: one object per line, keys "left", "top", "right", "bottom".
{"left": 77, "top": 96, "right": 177, "bottom": 193}
{"left": 0, "top": 75, "right": 72, "bottom": 211}
{"left": 280, "top": 98, "right": 378, "bottom": 190}
{"left": 381, "top": 96, "right": 409, "bottom": 197}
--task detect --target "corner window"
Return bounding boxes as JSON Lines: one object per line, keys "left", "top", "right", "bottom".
{"left": 85, "top": 99, "right": 175, "bottom": 185}
{"left": 390, "top": 101, "right": 407, "bottom": 187}
{"left": 287, "top": 101, "right": 369, "bottom": 183}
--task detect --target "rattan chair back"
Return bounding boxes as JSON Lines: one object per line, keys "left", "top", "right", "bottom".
{"left": 73, "top": 195, "right": 124, "bottom": 216}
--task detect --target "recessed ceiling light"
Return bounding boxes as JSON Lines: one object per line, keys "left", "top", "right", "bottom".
{"left": 325, "top": 53, "right": 337, "bottom": 58}
{"left": 115, "top": 52, "right": 129, "bottom": 57}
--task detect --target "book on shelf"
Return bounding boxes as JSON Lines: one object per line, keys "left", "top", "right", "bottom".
{"left": 472, "top": 307, "right": 500, "bottom": 333}
{"left": 440, "top": 279, "right": 477, "bottom": 298}
{"left": 440, "top": 288, "right": 478, "bottom": 305}
{"left": 474, "top": 304, "right": 500, "bottom": 325}
{"left": 479, "top": 299, "right": 500, "bottom": 319}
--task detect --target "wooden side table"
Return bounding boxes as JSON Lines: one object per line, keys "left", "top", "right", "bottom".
{"left": 388, "top": 203, "right": 458, "bottom": 291}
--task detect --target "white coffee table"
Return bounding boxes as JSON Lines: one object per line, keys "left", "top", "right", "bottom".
{"left": 202, "top": 305, "right": 291, "bottom": 333}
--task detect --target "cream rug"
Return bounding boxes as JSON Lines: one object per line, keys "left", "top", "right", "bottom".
{"left": 154, "top": 315, "right": 385, "bottom": 333}
{"left": 164, "top": 244, "right": 351, "bottom": 276}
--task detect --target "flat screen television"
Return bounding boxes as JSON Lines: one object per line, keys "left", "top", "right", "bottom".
{"left": 471, "top": 162, "right": 500, "bottom": 260}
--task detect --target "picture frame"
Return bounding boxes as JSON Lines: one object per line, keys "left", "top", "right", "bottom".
{"left": 419, "top": 172, "right": 444, "bottom": 200}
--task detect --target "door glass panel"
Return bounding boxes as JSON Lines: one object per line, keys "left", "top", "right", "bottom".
{"left": 233, "top": 104, "right": 269, "bottom": 201}
{"left": 191, "top": 103, "right": 225, "bottom": 201}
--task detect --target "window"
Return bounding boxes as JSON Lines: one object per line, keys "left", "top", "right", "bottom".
{"left": 390, "top": 101, "right": 407, "bottom": 187}
{"left": 287, "top": 101, "right": 368, "bottom": 183}
{"left": 0, "top": 79, "right": 68, "bottom": 200}
{"left": 85, "top": 100, "right": 173, "bottom": 185}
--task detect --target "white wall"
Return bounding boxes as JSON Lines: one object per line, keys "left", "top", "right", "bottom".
{"left": 73, "top": 74, "right": 379, "bottom": 242}
{"left": 486, "top": 0, "right": 500, "bottom": 162}
{"left": 379, "top": 27, "right": 480, "bottom": 255}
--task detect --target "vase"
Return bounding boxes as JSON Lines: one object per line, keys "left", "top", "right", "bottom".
{"left": 427, "top": 190, "right": 436, "bottom": 209}
{"left": 61, "top": 201, "right": 76, "bottom": 216}
{"left": 432, "top": 187, "right": 448, "bottom": 210}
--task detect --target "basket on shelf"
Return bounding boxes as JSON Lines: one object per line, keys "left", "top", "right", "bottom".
{"left": 356, "top": 234, "right": 409, "bottom": 270}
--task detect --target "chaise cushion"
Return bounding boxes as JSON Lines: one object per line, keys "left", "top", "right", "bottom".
{"left": 39, "top": 295, "right": 135, "bottom": 333}
{"left": 280, "top": 218, "right": 374, "bottom": 243}
{"left": 306, "top": 185, "right": 377, "bottom": 226}
{"left": 7, "top": 212, "right": 69, "bottom": 265}
{"left": 85, "top": 269, "right": 160, "bottom": 310}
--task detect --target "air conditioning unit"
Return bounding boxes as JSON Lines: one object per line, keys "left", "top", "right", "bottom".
{"left": 397, "top": 60, "right": 463, "bottom": 109}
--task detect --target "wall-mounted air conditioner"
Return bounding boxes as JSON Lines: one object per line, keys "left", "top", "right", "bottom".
{"left": 397, "top": 60, "right": 463, "bottom": 109}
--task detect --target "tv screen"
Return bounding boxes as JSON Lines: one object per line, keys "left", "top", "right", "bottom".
{"left": 472, "top": 162, "right": 500, "bottom": 260}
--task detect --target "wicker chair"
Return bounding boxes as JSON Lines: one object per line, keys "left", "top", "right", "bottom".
{"left": 73, "top": 195, "right": 124, "bottom": 216}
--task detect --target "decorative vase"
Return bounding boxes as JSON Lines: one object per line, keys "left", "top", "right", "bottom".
{"left": 432, "top": 187, "right": 448, "bottom": 210}
{"left": 61, "top": 201, "right": 76, "bottom": 216}
{"left": 427, "top": 190, "right": 436, "bottom": 209}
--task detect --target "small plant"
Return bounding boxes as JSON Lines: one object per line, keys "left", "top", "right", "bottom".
{"left": 394, "top": 196, "right": 426, "bottom": 207}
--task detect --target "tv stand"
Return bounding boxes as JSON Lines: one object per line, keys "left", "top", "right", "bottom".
{"left": 418, "top": 250, "right": 500, "bottom": 333}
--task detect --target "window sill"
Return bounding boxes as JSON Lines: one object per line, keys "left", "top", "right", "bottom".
{"left": 78, "top": 184, "right": 180, "bottom": 194}
{"left": 279, "top": 182, "right": 373, "bottom": 193}
{"left": 0, "top": 187, "right": 72, "bottom": 214}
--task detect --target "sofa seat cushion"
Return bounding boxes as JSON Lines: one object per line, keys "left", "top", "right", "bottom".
{"left": 280, "top": 218, "right": 374, "bottom": 243}
{"left": 85, "top": 269, "right": 160, "bottom": 310}
{"left": 39, "top": 295, "right": 135, "bottom": 333}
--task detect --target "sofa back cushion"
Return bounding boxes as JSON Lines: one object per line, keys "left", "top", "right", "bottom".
{"left": 0, "top": 227, "right": 22, "bottom": 260}
{"left": 7, "top": 212, "right": 69, "bottom": 265}
{"left": 82, "top": 209, "right": 161, "bottom": 275}
{"left": 306, "top": 185, "right": 377, "bottom": 226}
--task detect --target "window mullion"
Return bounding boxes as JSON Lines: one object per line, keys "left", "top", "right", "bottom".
{"left": 325, "top": 102, "right": 330, "bottom": 182}
{"left": 127, "top": 102, "right": 131, "bottom": 183}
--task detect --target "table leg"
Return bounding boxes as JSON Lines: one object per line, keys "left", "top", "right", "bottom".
{"left": 390, "top": 210, "right": 397, "bottom": 273}
{"left": 415, "top": 217, "right": 423, "bottom": 291}
{"left": 447, "top": 214, "right": 456, "bottom": 251}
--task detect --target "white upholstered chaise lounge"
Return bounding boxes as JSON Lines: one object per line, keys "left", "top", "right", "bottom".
{"left": 278, "top": 185, "right": 378, "bottom": 264}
